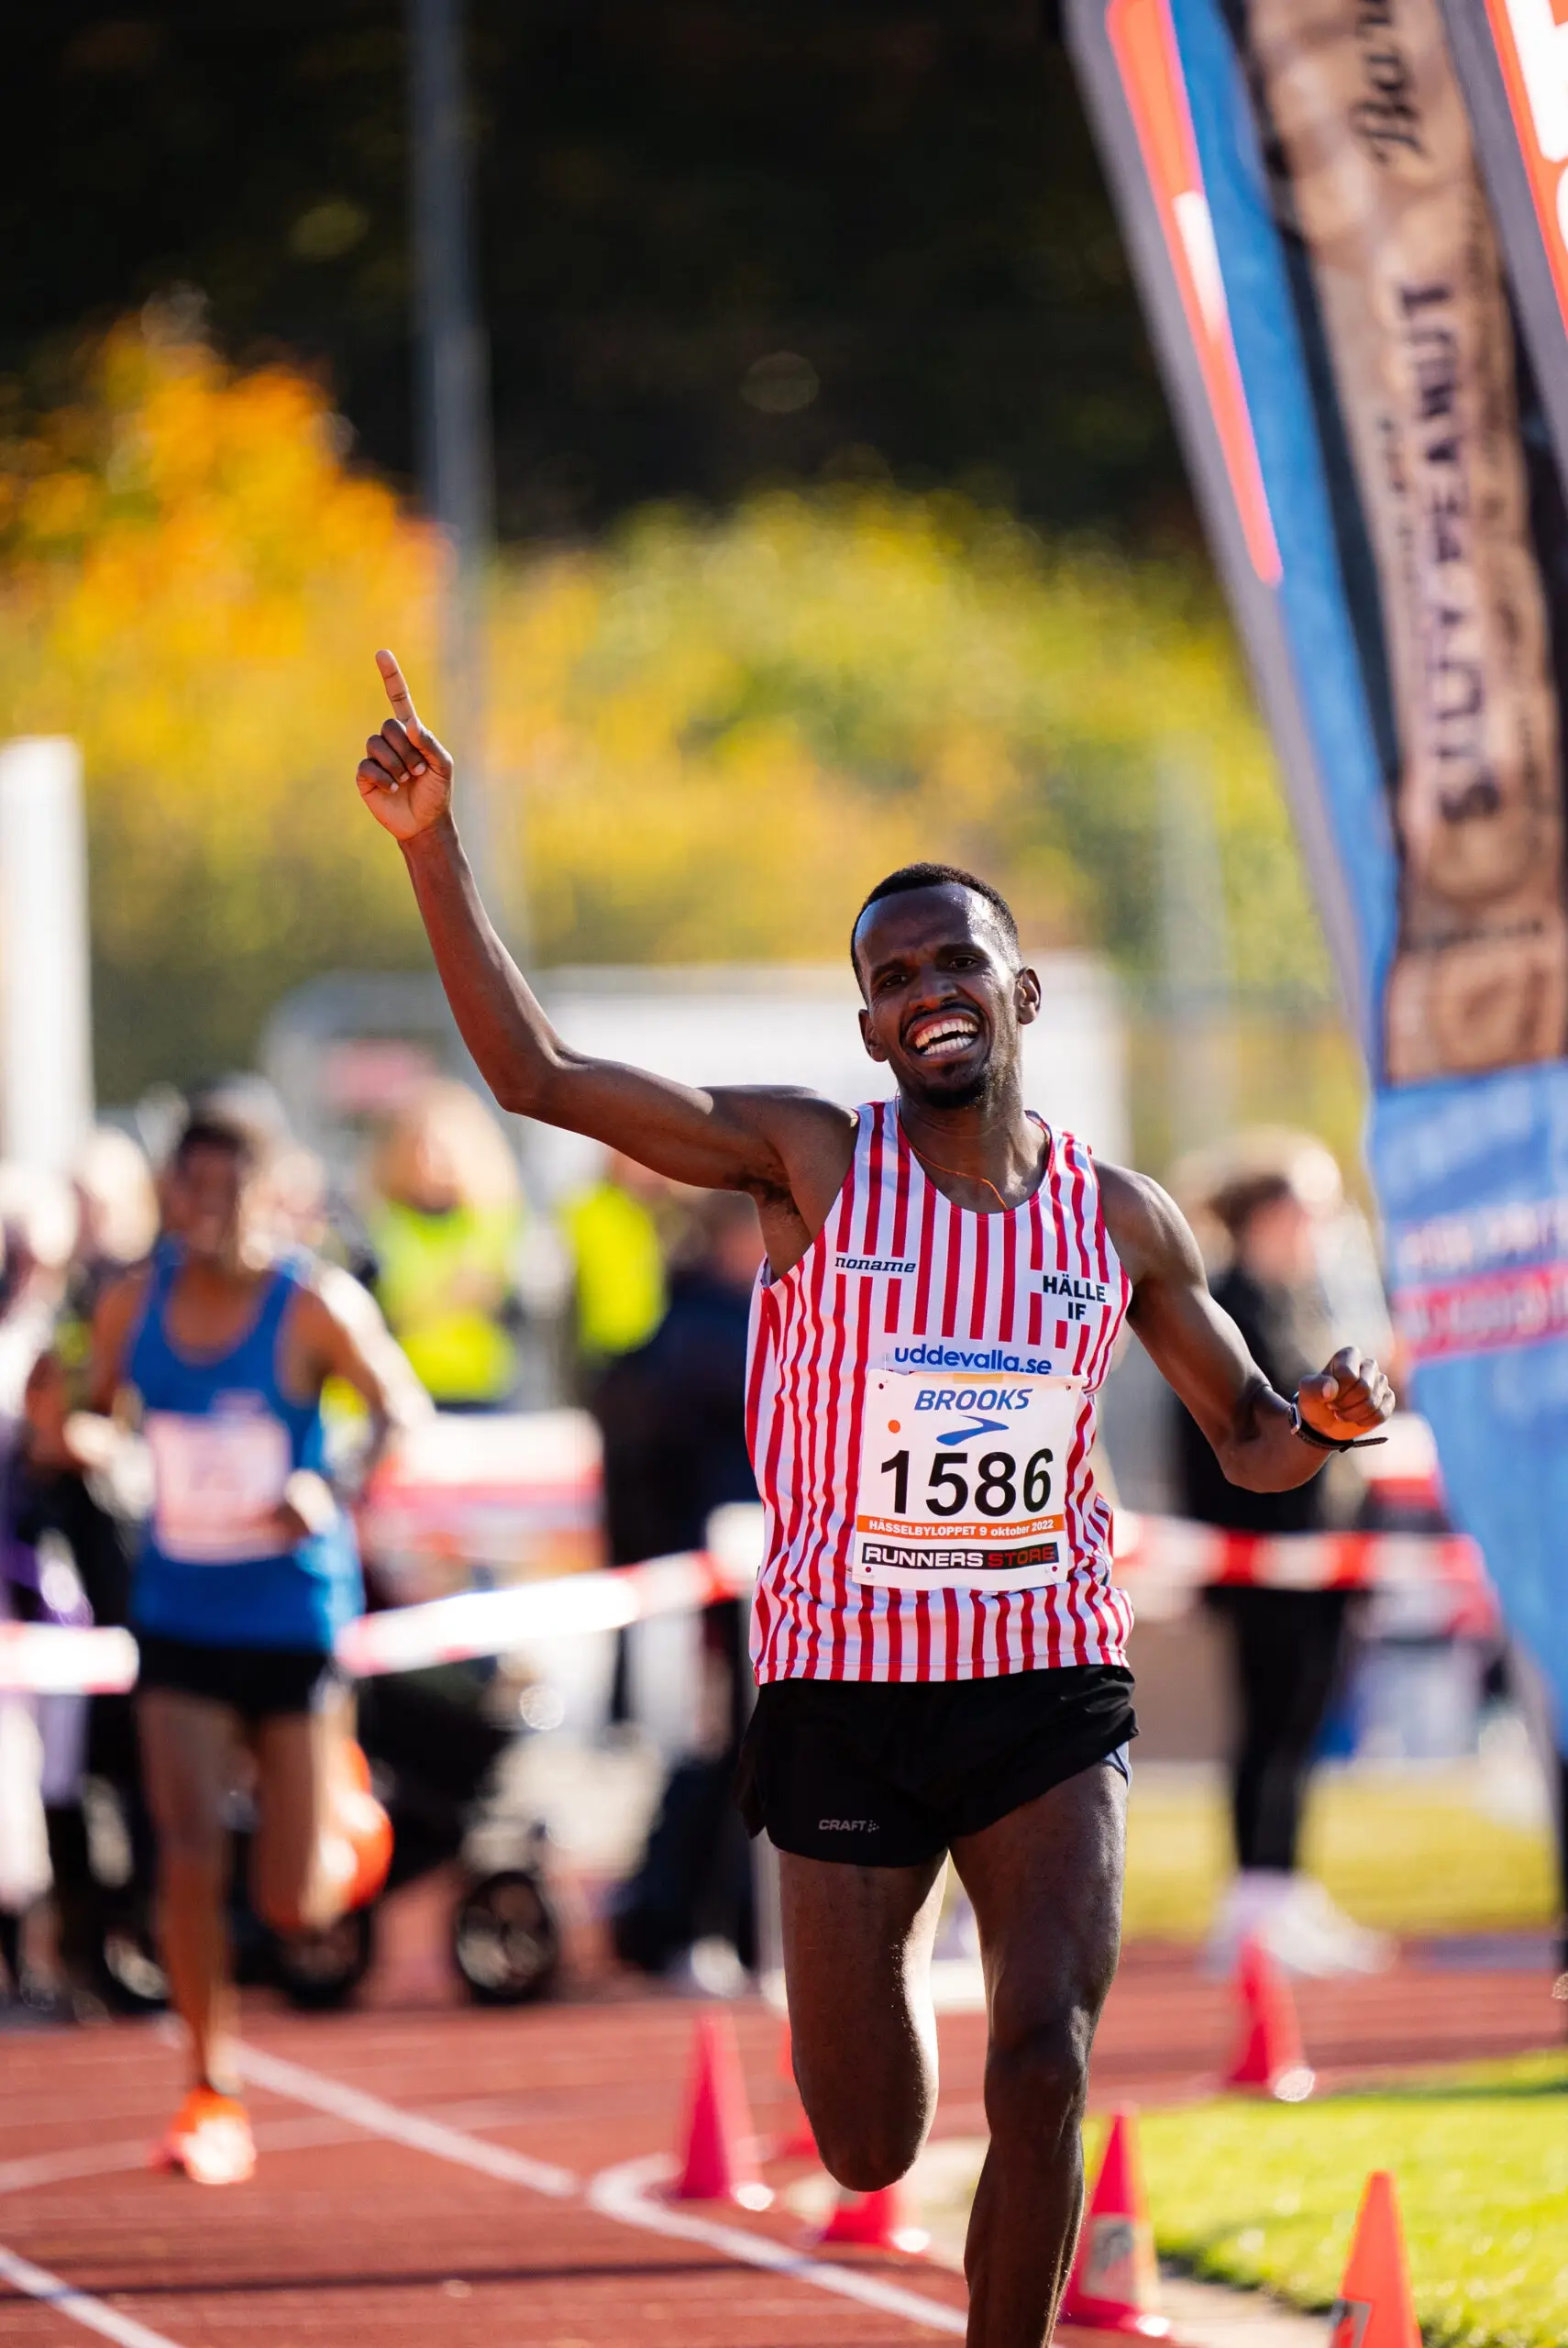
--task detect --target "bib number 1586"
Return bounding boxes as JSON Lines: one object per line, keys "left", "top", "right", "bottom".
{"left": 878, "top": 1444, "right": 1053, "bottom": 1520}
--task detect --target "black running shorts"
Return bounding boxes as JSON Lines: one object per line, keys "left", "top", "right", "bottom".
{"left": 734, "top": 1663, "right": 1135, "bottom": 1866}
{"left": 136, "top": 1632, "right": 342, "bottom": 1724}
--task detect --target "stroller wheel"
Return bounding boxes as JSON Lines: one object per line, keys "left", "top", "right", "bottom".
{"left": 452, "top": 1868, "right": 560, "bottom": 2005}
{"left": 98, "top": 1898, "right": 169, "bottom": 2014}
{"left": 272, "top": 1905, "right": 376, "bottom": 2010}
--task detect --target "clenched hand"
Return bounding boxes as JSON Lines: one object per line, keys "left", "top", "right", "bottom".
{"left": 1296, "top": 1346, "right": 1394, "bottom": 1444}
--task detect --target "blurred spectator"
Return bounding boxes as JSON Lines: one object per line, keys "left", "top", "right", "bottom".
{"left": 0, "top": 1167, "right": 78, "bottom": 1416}
{"left": 267, "top": 1146, "right": 334, "bottom": 1255}
{"left": 367, "top": 1081, "right": 525, "bottom": 1411}
{"left": 590, "top": 1188, "right": 752, "bottom": 1571}
{"left": 1174, "top": 1139, "right": 1393, "bottom": 1978}
{"left": 55, "top": 1129, "right": 160, "bottom": 1404}
{"left": 561, "top": 1152, "right": 669, "bottom": 1379}
{"left": 607, "top": 1190, "right": 764, "bottom": 1989}
{"left": 0, "top": 1151, "right": 151, "bottom": 2018}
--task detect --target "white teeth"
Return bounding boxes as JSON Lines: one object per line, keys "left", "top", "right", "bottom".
{"left": 911, "top": 1015, "right": 979, "bottom": 1057}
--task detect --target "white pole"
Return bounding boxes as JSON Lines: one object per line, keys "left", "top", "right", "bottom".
{"left": 0, "top": 738, "right": 94, "bottom": 1171}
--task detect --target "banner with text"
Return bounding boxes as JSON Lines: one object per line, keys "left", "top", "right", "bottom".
{"left": 1068, "top": 0, "right": 1568, "bottom": 1733}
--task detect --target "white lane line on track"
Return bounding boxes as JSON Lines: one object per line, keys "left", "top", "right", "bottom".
{"left": 234, "top": 2043, "right": 578, "bottom": 2198}
{"left": 237, "top": 2040, "right": 969, "bottom": 2340}
{"left": 0, "top": 2143, "right": 152, "bottom": 2197}
{"left": 589, "top": 2151, "right": 968, "bottom": 2337}
{"left": 0, "top": 2243, "right": 184, "bottom": 2348}
{"left": 0, "top": 2114, "right": 361, "bottom": 2201}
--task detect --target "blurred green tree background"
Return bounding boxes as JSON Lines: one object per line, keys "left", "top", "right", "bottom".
{"left": 0, "top": 321, "right": 1353, "bottom": 1167}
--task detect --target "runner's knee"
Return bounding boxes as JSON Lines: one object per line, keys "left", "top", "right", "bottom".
{"left": 149, "top": 1784, "right": 227, "bottom": 1880}
{"left": 248, "top": 1844, "right": 319, "bottom": 1935}
{"left": 811, "top": 2105, "right": 928, "bottom": 2194}
{"left": 804, "top": 2061, "right": 934, "bottom": 2192}
{"left": 983, "top": 2008, "right": 1094, "bottom": 2149}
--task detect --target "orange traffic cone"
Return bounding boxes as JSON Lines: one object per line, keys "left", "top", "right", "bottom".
{"left": 1225, "top": 1936, "right": 1314, "bottom": 2101}
{"left": 775, "top": 2021, "right": 818, "bottom": 2160}
{"left": 818, "top": 2180, "right": 929, "bottom": 2256}
{"left": 1328, "top": 2173, "right": 1420, "bottom": 2348}
{"left": 1058, "top": 2109, "right": 1173, "bottom": 2340}
{"left": 668, "top": 2012, "right": 773, "bottom": 2210}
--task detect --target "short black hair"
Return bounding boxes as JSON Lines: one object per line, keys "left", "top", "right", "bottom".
{"left": 851, "top": 862, "right": 1019, "bottom": 969}
{"left": 171, "top": 1113, "right": 261, "bottom": 1175}
{"left": 1209, "top": 1170, "right": 1297, "bottom": 1243}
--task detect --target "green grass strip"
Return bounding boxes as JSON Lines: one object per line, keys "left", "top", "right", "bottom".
{"left": 1121, "top": 1769, "right": 1556, "bottom": 1941}
{"left": 1102, "top": 2054, "right": 1568, "bottom": 2348}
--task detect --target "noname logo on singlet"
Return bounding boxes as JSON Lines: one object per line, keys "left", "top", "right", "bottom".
{"left": 835, "top": 1259, "right": 1110, "bottom": 1327}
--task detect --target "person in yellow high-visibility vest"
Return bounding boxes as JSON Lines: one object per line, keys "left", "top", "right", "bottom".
{"left": 367, "top": 1081, "right": 525, "bottom": 1410}
{"left": 560, "top": 1152, "right": 668, "bottom": 1372}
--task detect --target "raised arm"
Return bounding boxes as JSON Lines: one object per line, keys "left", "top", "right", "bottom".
{"left": 356, "top": 654, "right": 854, "bottom": 1250}
{"left": 1100, "top": 1163, "right": 1392, "bottom": 1492}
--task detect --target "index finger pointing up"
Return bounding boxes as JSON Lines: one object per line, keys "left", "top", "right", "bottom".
{"left": 375, "top": 648, "right": 421, "bottom": 733}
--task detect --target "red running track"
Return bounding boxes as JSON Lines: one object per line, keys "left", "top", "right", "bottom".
{"left": 0, "top": 1943, "right": 1559, "bottom": 2348}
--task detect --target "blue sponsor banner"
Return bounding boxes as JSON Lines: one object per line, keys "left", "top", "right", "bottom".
{"left": 1070, "top": 0, "right": 1568, "bottom": 1739}
{"left": 1375, "top": 1071, "right": 1568, "bottom": 1725}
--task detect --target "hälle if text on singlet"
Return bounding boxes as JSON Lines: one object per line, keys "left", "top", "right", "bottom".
{"left": 745, "top": 1102, "right": 1132, "bottom": 1682}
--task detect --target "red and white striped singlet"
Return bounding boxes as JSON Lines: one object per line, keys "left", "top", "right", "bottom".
{"left": 745, "top": 1100, "right": 1133, "bottom": 1682}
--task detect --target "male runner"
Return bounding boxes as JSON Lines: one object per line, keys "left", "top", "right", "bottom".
{"left": 356, "top": 652, "right": 1392, "bottom": 2348}
{"left": 81, "top": 1114, "right": 422, "bottom": 2184}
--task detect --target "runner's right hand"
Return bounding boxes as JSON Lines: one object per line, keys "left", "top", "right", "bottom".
{"left": 357, "top": 651, "right": 454, "bottom": 841}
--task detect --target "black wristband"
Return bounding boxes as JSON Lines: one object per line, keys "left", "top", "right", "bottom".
{"left": 1289, "top": 1394, "right": 1387, "bottom": 1453}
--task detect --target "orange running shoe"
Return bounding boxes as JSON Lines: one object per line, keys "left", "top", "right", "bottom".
{"left": 152, "top": 2087, "right": 256, "bottom": 2187}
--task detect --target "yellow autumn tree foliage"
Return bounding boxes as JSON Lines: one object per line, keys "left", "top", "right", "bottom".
{"left": 0, "top": 318, "right": 1330, "bottom": 1101}
{"left": 0, "top": 316, "right": 441, "bottom": 1094}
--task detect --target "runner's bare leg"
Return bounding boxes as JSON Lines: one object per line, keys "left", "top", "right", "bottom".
{"left": 138, "top": 1690, "right": 242, "bottom": 2090}
{"left": 778, "top": 1849, "right": 947, "bottom": 2188}
{"left": 249, "top": 1685, "right": 354, "bottom": 1935}
{"left": 952, "top": 1760, "right": 1127, "bottom": 2348}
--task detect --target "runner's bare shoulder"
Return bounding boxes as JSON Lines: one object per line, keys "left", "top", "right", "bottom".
{"left": 1096, "top": 1162, "right": 1202, "bottom": 1289}
{"left": 708, "top": 1086, "right": 858, "bottom": 1202}
{"left": 93, "top": 1262, "right": 155, "bottom": 1350}
{"left": 85, "top": 1262, "right": 157, "bottom": 1408}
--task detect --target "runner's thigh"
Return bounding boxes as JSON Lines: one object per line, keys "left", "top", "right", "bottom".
{"left": 779, "top": 1847, "right": 946, "bottom": 2179}
{"left": 138, "top": 1690, "right": 238, "bottom": 1871}
{"left": 951, "top": 1758, "right": 1126, "bottom": 2053}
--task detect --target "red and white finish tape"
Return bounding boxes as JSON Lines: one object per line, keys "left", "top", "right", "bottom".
{"left": 0, "top": 1512, "right": 1492, "bottom": 1692}
{"left": 0, "top": 1623, "right": 141, "bottom": 1695}
{"left": 335, "top": 1547, "right": 748, "bottom": 1678}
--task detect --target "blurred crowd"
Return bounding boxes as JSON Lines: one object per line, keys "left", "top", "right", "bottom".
{"left": 0, "top": 1079, "right": 1548, "bottom": 2013}
{"left": 0, "top": 1070, "right": 763, "bottom": 2014}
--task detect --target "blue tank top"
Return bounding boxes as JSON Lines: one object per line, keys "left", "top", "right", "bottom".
{"left": 127, "top": 1248, "right": 361, "bottom": 1653}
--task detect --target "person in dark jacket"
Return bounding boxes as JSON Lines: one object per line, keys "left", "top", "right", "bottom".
{"left": 1176, "top": 1167, "right": 1390, "bottom": 1977}
{"left": 606, "top": 1191, "right": 763, "bottom": 1987}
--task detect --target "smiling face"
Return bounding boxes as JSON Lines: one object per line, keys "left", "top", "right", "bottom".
{"left": 166, "top": 1141, "right": 256, "bottom": 1269}
{"left": 853, "top": 883, "right": 1040, "bottom": 1112}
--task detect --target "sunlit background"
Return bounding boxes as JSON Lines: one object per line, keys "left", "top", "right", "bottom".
{"left": 0, "top": 11, "right": 1562, "bottom": 2344}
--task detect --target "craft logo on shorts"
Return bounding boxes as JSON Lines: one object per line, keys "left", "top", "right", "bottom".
{"left": 835, "top": 1251, "right": 919, "bottom": 1278}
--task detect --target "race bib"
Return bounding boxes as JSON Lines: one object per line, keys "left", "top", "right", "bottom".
{"left": 852, "top": 1367, "right": 1081, "bottom": 1591}
{"left": 146, "top": 1408, "right": 293, "bottom": 1564}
